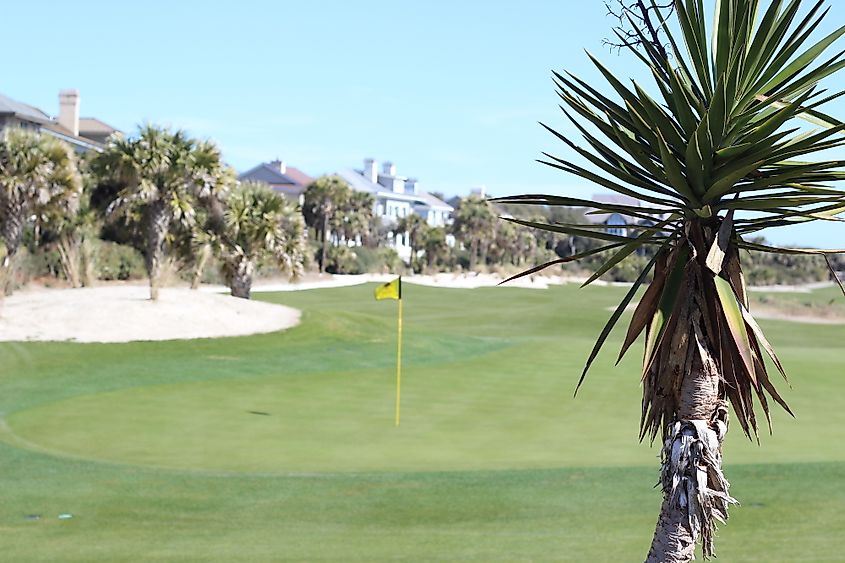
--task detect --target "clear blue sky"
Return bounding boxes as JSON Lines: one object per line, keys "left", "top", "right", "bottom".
{"left": 2, "top": 0, "right": 844, "bottom": 247}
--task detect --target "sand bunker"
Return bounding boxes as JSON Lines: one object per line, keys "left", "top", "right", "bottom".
{"left": 0, "top": 285, "right": 300, "bottom": 343}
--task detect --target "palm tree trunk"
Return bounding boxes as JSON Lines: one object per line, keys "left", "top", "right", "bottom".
{"left": 145, "top": 201, "right": 170, "bottom": 301}
{"left": 229, "top": 257, "right": 255, "bottom": 299}
{"left": 320, "top": 212, "right": 329, "bottom": 274}
{"left": 469, "top": 239, "right": 478, "bottom": 271}
{"left": 80, "top": 237, "right": 96, "bottom": 287}
{"left": 0, "top": 201, "right": 27, "bottom": 295}
{"left": 645, "top": 263, "right": 734, "bottom": 562}
{"left": 1, "top": 203, "right": 25, "bottom": 266}
{"left": 190, "top": 244, "right": 212, "bottom": 289}
{"left": 56, "top": 230, "right": 82, "bottom": 288}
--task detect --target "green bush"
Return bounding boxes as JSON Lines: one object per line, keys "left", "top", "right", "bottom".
{"left": 324, "top": 246, "right": 359, "bottom": 274}
{"left": 95, "top": 241, "right": 146, "bottom": 281}
{"left": 354, "top": 247, "right": 403, "bottom": 274}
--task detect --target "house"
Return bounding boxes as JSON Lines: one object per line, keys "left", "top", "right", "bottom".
{"left": 584, "top": 194, "right": 664, "bottom": 237}
{"left": 0, "top": 89, "right": 120, "bottom": 152}
{"left": 238, "top": 160, "right": 313, "bottom": 205}
{"left": 336, "top": 159, "right": 453, "bottom": 260}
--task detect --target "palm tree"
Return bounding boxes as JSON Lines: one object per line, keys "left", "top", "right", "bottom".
{"left": 451, "top": 195, "right": 496, "bottom": 270}
{"left": 495, "top": 1, "right": 845, "bottom": 560}
{"left": 302, "top": 175, "right": 351, "bottom": 273}
{"left": 44, "top": 159, "right": 99, "bottom": 288}
{"left": 181, "top": 142, "right": 234, "bottom": 289}
{"left": 215, "top": 181, "right": 305, "bottom": 298}
{"left": 395, "top": 213, "right": 428, "bottom": 260}
{"left": 94, "top": 125, "right": 229, "bottom": 300}
{"left": 422, "top": 226, "right": 449, "bottom": 271}
{"left": 342, "top": 190, "right": 377, "bottom": 245}
{"left": 0, "top": 128, "right": 81, "bottom": 293}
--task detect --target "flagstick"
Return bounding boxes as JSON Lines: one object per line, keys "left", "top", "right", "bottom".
{"left": 395, "top": 297, "right": 403, "bottom": 427}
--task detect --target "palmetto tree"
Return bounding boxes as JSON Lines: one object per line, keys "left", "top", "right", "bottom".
{"left": 341, "top": 190, "right": 377, "bottom": 245}
{"left": 215, "top": 181, "right": 305, "bottom": 299}
{"left": 95, "top": 125, "right": 230, "bottom": 300}
{"left": 396, "top": 212, "right": 428, "bottom": 258}
{"left": 451, "top": 194, "right": 497, "bottom": 270}
{"left": 495, "top": 1, "right": 845, "bottom": 560}
{"left": 422, "top": 225, "right": 449, "bottom": 271}
{"left": 302, "top": 175, "right": 351, "bottom": 273}
{"left": 0, "top": 128, "right": 81, "bottom": 292}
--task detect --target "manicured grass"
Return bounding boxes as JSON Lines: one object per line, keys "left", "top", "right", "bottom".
{"left": 0, "top": 283, "right": 843, "bottom": 561}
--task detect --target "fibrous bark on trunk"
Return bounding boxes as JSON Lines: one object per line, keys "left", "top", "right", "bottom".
{"left": 190, "top": 244, "right": 212, "bottom": 290}
{"left": 229, "top": 257, "right": 254, "bottom": 299}
{"left": 644, "top": 224, "right": 738, "bottom": 562}
{"left": 0, "top": 199, "right": 26, "bottom": 269}
{"left": 145, "top": 200, "right": 170, "bottom": 301}
{"left": 57, "top": 230, "right": 82, "bottom": 288}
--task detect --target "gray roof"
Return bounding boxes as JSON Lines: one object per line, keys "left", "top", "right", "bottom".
{"left": 239, "top": 163, "right": 299, "bottom": 186}
{"left": 592, "top": 193, "right": 641, "bottom": 207}
{"left": 0, "top": 93, "right": 51, "bottom": 123}
{"left": 336, "top": 168, "right": 453, "bottom": 210}
{"left": 414, "top": 191, "right": 453, "bottom": 210}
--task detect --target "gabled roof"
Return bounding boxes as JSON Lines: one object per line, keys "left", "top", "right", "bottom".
{"left": 414, "top": 191, "right": 453, "bottom": 211}
{"left": 238, "top": 163, "right": 299, "bottom": 186}
{"left": 283, "top": 166, "right": 313, "bottom": 187}
{"left": 336, "top": 168, "right": 454, "bottom": 210}
{"left": 79, "top": 117, "right": 120, "bottom": 136}
{"left": 0, "top": 93, "right": 51, "bottom": 123}
{"left": 40, "top": 122, "right": 106, "bottom": 152}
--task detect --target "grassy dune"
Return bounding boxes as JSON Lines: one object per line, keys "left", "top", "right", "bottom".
{"left": 0, "top": 283, "right": 843, "bottom": 561}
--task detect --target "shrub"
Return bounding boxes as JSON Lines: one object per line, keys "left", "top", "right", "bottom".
{"left": 354, "top": 247, "right": 403, "bottom": 274}
{"left": 95, "top": 241, "right": 145, "bottom": 281}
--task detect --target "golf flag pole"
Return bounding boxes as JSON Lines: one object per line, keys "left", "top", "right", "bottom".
{"left": 395, "top": 295, "right": 403, "bottom": 427}
{"left": 374, "top": 276, "right": 403, "bottom": 426}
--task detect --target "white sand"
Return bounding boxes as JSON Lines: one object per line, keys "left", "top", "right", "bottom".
{"left": 205, "top": 272, "right": 586, "bottom": 293}
{"left": 4, "top": 275, "right": 837, "bottom": 343}
{"left": 0, "top": 285, "right": 301, "bottom": 343}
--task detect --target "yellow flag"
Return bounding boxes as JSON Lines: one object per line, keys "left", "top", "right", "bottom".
{"left": 374, "top": 277, "right": 401, "bottom": 300}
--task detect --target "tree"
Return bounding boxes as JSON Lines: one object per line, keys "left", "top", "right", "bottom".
{"left": 42, "top": 156, "right": 100, "bottom": 288}
{"left": 94, "top": 125, "right": 228, "bottom": 300}
{"left": 0, "top": 128, "right": 81, "bottom": 293}
{"left": 395, "top": 213, "right": 428, "bottom": 260}
{"left": 495, "top": 1, "right": 845, "bottom": 560}
{"left": 176, "top": 142, "right": 234, "bottom": 289}
{"left": 451, "top": 195, "right": 496, "bottom": 270}
{"left": 302, "top": 175, "right": 351, "bottom": 272}
{"left": 422, "top": 226, "right": 449, "bottom": 271}
{"left": 215, "top": 181, "right": 305, "bottom": 299}
{"left": 339, "top": 190, "right": 376, "bottom": 245}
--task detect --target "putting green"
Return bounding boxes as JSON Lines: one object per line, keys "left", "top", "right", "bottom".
{"left": 6, "top": 284, "right": 845, "bottom": 475}
{"left": 5, "top": 361, "right": 658, "bottom": 473}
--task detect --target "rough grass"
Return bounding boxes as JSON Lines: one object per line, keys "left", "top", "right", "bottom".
{"left": 0, "top": 283, "right": 843, "bottom": 561}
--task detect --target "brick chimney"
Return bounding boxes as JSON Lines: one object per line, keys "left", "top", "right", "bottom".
{"left": 58, "top": 89, "right": 80, "bottom": 137}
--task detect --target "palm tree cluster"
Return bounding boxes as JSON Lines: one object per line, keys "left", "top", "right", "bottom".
{"left": 302, "top": 175, "right": 379, "bottom": 273}
{"left": 495, "top": 0, "right": 845, "bottom": 560}
{"left": 0, "top": 128, "right": 82, "bottom": 294}
{"left": 0, "top": 124, "right": 306, "bottom": 300}
{"left": 301, "top": 178, "right": 557, "bottom": 274}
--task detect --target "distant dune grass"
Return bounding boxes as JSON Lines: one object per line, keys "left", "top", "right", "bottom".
{"left": 0, "top": 283, "right": 843, "bottom": 560}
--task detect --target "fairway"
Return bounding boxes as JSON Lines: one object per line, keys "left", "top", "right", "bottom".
{"left": 1, "top": 283, "right": 843, "bottom": 561}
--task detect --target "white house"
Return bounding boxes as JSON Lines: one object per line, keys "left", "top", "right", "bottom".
{"left": 336, "top": 159, "right": 453, "bottom": 261}
{"left": 584, "top": 194, "right": 672, "bottom": 241}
